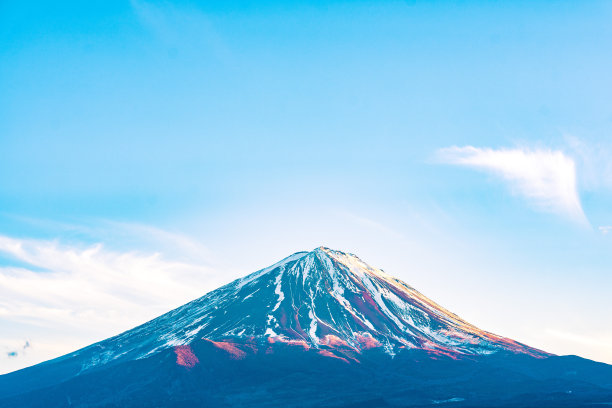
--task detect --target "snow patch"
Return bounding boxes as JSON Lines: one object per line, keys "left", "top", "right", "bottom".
{"left": 272, "top": 268, "right": 285, "bottom": 312}
{"left": 308, "top": 308, "right": 319, "bottom": 343}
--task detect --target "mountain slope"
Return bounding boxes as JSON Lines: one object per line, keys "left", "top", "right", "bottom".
{"left": 1, "top": 247, "right": 611, "bottom": 408}
{"left": 45, "top": 247, "right": 545, "bottom": 373}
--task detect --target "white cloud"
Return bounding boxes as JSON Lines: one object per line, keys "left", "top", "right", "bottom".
{"left": 564, "top": 135, "right": 612, "bottom": 191}
{"left": 598, "top": 226, "right": 612, "bottom": 235}
{"left": 437, "top": 146, "right": 588, "bottom": 225}
{"left": 546, "top": 329, "right": 612, "bottom": 349}
{"left": 0, "top": 234, "right": 228, "bottom": 374}
{"left": 544, "top": 329, "right": 612, "bottom": 363}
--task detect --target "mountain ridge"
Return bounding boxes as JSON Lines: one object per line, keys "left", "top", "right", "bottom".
{"left": 22, "top": 246, "right": 548, "bottom": 376}
{"left": 3, "top": 247, "right": 612, "bottom": 408}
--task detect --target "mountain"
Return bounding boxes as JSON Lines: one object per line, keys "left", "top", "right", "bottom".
{"left": 1, "top": 247, "right": 611, "bottom": 407}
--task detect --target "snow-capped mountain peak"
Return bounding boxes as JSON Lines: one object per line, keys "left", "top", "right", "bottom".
{"left": 64, "top": 247, "right": 548, "bottom": 372}
{"left": 8, "top": 248, "right": 612, "bottom": 408}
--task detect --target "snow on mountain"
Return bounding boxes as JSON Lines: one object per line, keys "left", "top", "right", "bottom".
{"left": 61, "top": 246, "right": 547, "bottom": 373}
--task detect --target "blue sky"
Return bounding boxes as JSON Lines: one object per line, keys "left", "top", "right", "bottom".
{"left": 1, "top": 0, "right": 612, "bottom": 373}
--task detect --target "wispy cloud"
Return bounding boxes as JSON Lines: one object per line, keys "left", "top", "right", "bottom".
{"left": 565, "top": 135, "right": 612, "bottom": 191}
{"left": 598, "top": 226, "right": 612, "bottom": 235}
{"left": 338, "top": 212, "right": 405, "bottom": 240}
{"left": 437, "top": 146, "right": 588, "bottom": 225}
{"left": 546, "top": 329, "right": 612, "bottom": 349}
{"left": 0, "top": 234, "right": 227, "bottom": 374}
{"left": 130, "top": 0, "right": 232, "bottom": 64}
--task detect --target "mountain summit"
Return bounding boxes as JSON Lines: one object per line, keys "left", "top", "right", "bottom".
{"left": 2, "top": 247, "right": 611, "bottom": 408}
{"left": 56, "top": 246, "right": 546, "bottom": 370}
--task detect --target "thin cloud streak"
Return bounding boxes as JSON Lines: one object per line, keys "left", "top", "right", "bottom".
{"left": 437, "top": 146, "right": 588, "bottom": 225}
{"left": 599, "top": 226, "right": 612, "bottom": 235}
{"left": 130, "top": 0, "right": 232, "bottom": 65}
{"left": 546, "top": 329, "right": 612, "bottom": 349}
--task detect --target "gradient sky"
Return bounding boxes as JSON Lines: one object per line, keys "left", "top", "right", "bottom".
{"left": 1, "top": 0, "right": 612, "bottom": 374}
